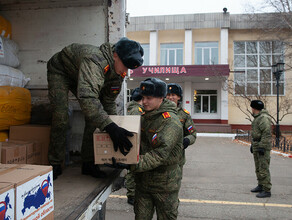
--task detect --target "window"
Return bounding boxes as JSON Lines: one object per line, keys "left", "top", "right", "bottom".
{"left": 160, "top": 43, "right": 183, "bottom": 65}
{"left": 195, "top": 42, "right": 218, "bottom": 65}
{"left": 193, "top": 90, "right": 217, "bottom": 113}
{"left": 141, "top": 44, "right": 149, "bottom": 65}
{"left": 234, "top": 41, "right": 284, "bottom": 95}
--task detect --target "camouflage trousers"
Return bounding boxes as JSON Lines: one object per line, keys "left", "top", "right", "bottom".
{"left": 125, "top": 170, "right": 135, "bottom": 198}
{"left": 134, "top": 189, "right": 180, "bottom": 220}
{"left": 47, "top": 64, "right": 96, "bottom": 165}
{"left": 253, "top": 150, "right": 272, "bottom": 192}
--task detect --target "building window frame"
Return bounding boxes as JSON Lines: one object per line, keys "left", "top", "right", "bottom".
{"left": 141, "top": 44, "right": 150, "bottom": 65}
{"left": 233, "top": 41, "right": 285, "bottom": 96}
{"left": 193, "top": 90, "right": 218, "bottom": 114}
{"left": 195, "top": 42, "right": 219, "bottom": 65}
{"left": 160, "top": 43, "right": 183, "bottom": 65}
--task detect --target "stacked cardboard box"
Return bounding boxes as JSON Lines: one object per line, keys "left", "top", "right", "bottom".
{"left": 9, "top": 124, "right": 51, "bottom": 165}
{"left": 93, "top": 115, "right": 141, "bottom": 164}
{"left": 0, "top": 164, "right": 54, "bottom": 219}
{"left": 1, "top": 140, "right": 42, "bottom": 165}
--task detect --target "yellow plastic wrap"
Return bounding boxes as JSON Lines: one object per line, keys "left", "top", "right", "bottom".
{"left": 0, "top": 130, "right": 8, "bottom": 141}
{"left": 0, "top": 86, "right": 31, "bottom": 131}
{"left": 0, "top": 15, "right": 12, "bottom": 39}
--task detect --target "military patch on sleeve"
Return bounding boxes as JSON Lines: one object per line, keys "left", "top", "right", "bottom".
{"left": 111, "top": 86, "right": 120, "bottom": 94}
{"left": 184, "top": 109, "right": 190, "bottom": 114}
{"left": 187, "top": 125, "right": 194, "bottom": 133}
{"left": 120, "top": 72, "right": 127, "bottom": 78}
{"left": 152, "top": 133, "right": 158, "bottom": 145}
{"left": 104, "top": 65, "right": 110, "bottom": 74}
{"left": 138, "top": 107, "right": 143, "bottom": 113}
{"left": 162, "top": 112, "right": 171, "bottom": 119}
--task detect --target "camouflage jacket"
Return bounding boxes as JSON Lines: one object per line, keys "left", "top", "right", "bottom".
{"left": 47, "top": 43, "right": 124, "bottom": 130}
{"left": 127, "top": 101, "right": 144, "bottom": 115}
{"left": 132, "top": 99, "right": 183, "bottom": 193}
{"left": 177, "top": 104, "right": 197, "bottom": 145}
{"left": 251, "top": 109, "right": 272, "bottom": 151}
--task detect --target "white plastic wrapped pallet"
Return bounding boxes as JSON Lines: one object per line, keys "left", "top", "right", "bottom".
{"left": 0, "top": 36, "right": 20, "bottom": 68}
{"left": 0, "top": 64, "right": 30, "bottom": 87}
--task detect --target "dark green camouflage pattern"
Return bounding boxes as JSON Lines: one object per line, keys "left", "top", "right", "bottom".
{"left": 47, "top": 43, "right": 124, "bottom": 164}
{"left": 127, "top": 100, "right": 144, "bottom": 115}
{"left": 132, "top": 99, "right": 183, "bottom": 219}
{"left": 134, "top": 189, "right": 179, "bottom": 220}
{"left": 251, "top": 109, "right": 272, "bottom": 192}
{"left": 177, "top": 103, "right": 197, "bottom": 166}
{"left": 125, "top": 101, "right": 144, "bottom": 198}
{"left": 251, "top": 109, "right": 272, "bottom": 151}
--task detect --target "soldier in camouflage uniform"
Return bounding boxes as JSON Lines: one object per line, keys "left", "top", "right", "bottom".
{"left": 125, "top": 87, "right": 144, "bottom": 205}
{"left": 135, "top": 78, "right": 183, "bottom": 220}
{"left": 47, "top": 37, "right": 143, "bottom": 180}
{"left": 250, "top": 100, "right": 272, "bottom": 198}
{"left": 166, "top": 83, "right": 197, "bottom": 170}
{"left": 107, "top": 78, "right": 183, "bottom": 219}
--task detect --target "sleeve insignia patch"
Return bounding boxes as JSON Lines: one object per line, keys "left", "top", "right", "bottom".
{"left": 162, "top": 112, "right": 171, "bottom": 119}
{"left": 111, "top": 86, "right": 120, "bottom": 94}
{"left": 104, "top": 65, "right": 110, "bottom": 74}
{"left": 188, "top": 125, "right": 194, "bottom": 133}
{"left": 138, "top": 107, "right": 143, "bottom": 113}
{"left": 184, "top": 109, "right": 190, "bottom": 114}
{"left": 152, "top": 133, "right": 157, "bottom": 142}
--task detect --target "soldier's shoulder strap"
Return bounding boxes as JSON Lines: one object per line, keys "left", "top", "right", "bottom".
{"left": 183, "top": 109, "right": 190, "bottom": 114}
{"left": 162, "top": 112, "right": 171, "bottom": 119}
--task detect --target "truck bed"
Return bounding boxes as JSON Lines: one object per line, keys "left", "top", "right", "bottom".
{"left": 53, "top": 165, "right": 121, "bottom": 219}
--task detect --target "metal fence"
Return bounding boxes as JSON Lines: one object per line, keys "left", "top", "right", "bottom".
{"left": 234, "top": 129, "right": 292, "bottom": 154}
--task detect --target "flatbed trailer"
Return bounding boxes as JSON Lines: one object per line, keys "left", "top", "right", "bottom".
{"left": 54, "top": 165, "right": 122, "bottom": 220}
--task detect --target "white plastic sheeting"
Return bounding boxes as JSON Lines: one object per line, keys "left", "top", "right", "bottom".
{"left": 0, "top": 36, "right": 20, "bottom": 67}
{"left": 0, "top": 64, "right": 30, "bottom": 87}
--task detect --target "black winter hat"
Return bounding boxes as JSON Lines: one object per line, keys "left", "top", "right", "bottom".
{"left": 167, "top": 83, "right": 183, "bottom": 97}
{"left": 131, "top": 87, "right": 143, "bottom": 101}
{"left": 250, "top": 100, "right": 264, "bottom": 110}
{"left": 115, "top": 37, "right": 144, "bottom": 69}
{"left": 140, "top": 78, "right": 167, "bottom": 98}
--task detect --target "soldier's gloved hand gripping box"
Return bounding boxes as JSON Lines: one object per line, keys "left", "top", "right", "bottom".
{"left": 93, "top": 115, "right": 140, "bottom": 164}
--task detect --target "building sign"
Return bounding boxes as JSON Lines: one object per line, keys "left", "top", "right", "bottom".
{"left": 130, "top": 65, "right": 230, "bottom": 77}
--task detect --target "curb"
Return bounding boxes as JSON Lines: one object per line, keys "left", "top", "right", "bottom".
{"left": 197, "top": 133, "right": 236, "bottom": 139}
{"left": 235, "top": 139, "right": 292, "bottom": 158}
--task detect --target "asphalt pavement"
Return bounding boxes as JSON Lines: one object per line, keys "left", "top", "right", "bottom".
{"left": 105, "top": 137, "right": 292, "bottom": 220}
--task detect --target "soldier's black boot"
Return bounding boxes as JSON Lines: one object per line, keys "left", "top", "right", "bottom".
{"left": 251, "top": 185, "right": 263, "bottom": 193}
{"left": 52, "top": 164, "right": 62, "bottom": 180}
{"left": 256, "top": 191, "right": 271, "bottom": 198}
{"left": 127, "top": 197, "right": 134, "bottom": 206}
{"left": 82, "top": 162, "right": 107, "bottom": 178}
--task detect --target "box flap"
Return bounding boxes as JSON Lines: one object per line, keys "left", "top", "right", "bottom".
{"left": 109, "top": 115, "right": 141, "bottom": 133}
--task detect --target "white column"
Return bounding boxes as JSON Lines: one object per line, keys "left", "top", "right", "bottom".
{"left": 149, "top": 30, "right": 158, "bottom": 65}
{"left": 220, "top": 28, "right": 228, "bottom": 64}
{"left": 183, "top": 81, "right": 192, "bottom": 114}
{"left": 184, "top": 29, "right": 192, "bottom": 65}
{"left": 220, "top": 28, "right": 229, "bottom": 122}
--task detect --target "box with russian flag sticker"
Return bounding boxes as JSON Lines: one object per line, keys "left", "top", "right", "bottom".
{"left": 0, "top": 164, "right": 54, "bottom": 220}
{"left": 0, "top": 182, "right": 15, "bottom": 220}
{"left": 94, "top": 115, "right": 141, "bottom": 164}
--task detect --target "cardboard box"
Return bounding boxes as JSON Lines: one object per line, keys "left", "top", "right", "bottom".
{"left": 7, "top": 140, "right": 42, "bottom": 165}
{"left": 94, "top": 115, "right": 140, "bottom": 164}
{"left": 9, "top": 124, "right": 51, "bottom": 165}
{"left": 0, "top": 164, "right": 54, "bottom": 220}
{"left": 1, "top": 143, "right": 26, "bottom": 164}
{"left": 0, "top": 182, "right": 15, "bottom": 220}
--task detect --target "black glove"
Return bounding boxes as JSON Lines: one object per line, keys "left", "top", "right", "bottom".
{"left": 104, "top": 157, "right": 130, "bottom": 169}
{"left": 183, "top": 138, "right": 190, "bottom": 149}
{"left": 105, "top": 122, "right": 133, "bottom": 156}
{"left": 250, "top": 145, "right": 253, "bottom": 154}
{"left": 258, "top": 148, "right": 265, "bottom": 156}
